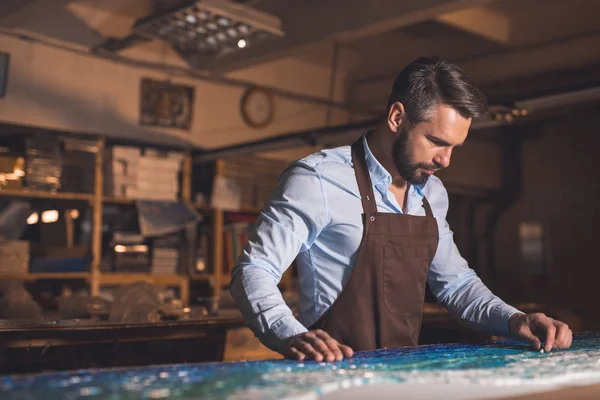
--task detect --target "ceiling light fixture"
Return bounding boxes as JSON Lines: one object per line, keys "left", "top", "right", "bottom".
{"left": 132, "top": 0, "right": 284, "bottom": 59}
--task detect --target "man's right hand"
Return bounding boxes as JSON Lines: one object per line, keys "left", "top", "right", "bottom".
{"left": 282, "top": 329, "right": 354, "bottom": 362}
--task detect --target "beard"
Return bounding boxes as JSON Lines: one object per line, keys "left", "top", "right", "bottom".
{"left": 391, "top": 127, "right": 439, "bottom": 186}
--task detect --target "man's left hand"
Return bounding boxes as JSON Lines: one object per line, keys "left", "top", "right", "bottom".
{"left": 508, "top": 312, "right": 573, "bottom": 352}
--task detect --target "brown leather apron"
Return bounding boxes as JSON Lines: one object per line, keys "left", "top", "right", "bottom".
{"left": 309, "top": 136, "right": 439, "bottom": 351}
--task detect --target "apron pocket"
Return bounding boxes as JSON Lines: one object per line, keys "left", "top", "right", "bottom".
{"left": 383, "top": 245, "right": 430, "bottom": 315}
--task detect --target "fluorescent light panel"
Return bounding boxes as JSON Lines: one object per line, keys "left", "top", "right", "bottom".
{"left": 133, "top": 0, "right": 284, "bottom": 57}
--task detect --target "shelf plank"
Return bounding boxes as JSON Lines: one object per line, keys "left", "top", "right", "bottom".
{"left": 237, "top": 207, "right": 263, "bottom": 214}
{"left": 102, "top": 196, "right": 135, "bottom": 205}
{"left": 105, "top": 197, "right": 192, "bottom": 206}
{"left": 0, "top": 189, "right": 93, "bottom": 202}
{"left": 188, "top": 274, "right": 213, "bottom": 282}
{"left": 193, "top": 204, "right": 264, "bottom": 215}
{"left": 98, "top": 273, "right": 187, "bottom": 286}
{"left": 193, "top": 203, "right": 214, "bottom": 213}
{"left": 224, "top": 207, "right": 263, "bottom": 214}
{"left": 0, "top": 272, "right": 91, "bottom": 281}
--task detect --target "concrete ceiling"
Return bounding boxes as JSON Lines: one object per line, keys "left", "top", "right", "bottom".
{"left": 344, "top": 0, "right": 600, "bottom": 109}
{"left": 1, "top": 0, "right": 600, "bottom": 110}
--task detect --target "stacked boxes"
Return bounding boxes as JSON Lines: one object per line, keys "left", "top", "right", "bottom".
{"left": 0, "top": 240, "right": 30, "bottom": 275}
{"left": 111, "top": 232, "right": 150, "bottom": 273}
{"left": 136, "top": 150, "right": 183, "bottom": 201}
{"left": 25, "top": 134, "right": 62, "bottom": 192}
{"left": 0, "top": 153, "right": 25, "bottom": 190}
{"left": 104, "top": 146, "right": 140, "bottom": 198}
{"left": 61, "top": 139, "right": 97, "bottom": 194}
{"left": 104, "top": 146, "right": 183, "bottom": 201}
{"left": 151, "top": 234, "right": 180, "bottom": 275}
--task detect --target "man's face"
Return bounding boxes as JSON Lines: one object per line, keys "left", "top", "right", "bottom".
{"left": 391, "top": 104, "right": 471, "bottom": 185}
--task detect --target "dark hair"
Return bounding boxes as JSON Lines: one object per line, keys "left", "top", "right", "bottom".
{"left": 386, "top": 56, "right": 488, "bottom": 122}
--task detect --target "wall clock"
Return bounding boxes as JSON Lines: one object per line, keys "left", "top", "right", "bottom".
{"left": 240, "top": 87, "right": 274, "bottom": 129}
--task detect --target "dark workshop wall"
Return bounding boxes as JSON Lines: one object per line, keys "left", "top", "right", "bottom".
{"left": 493, "top": 107, "right": 600, "bottom": 329}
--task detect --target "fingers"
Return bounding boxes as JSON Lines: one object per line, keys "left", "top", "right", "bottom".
{"left": 565, "top": 328, "right": 573, "bottom": 348}
{"left": 516, "top": 323, "right": 542, "bottom": 350}
{"left": 315, "top": 330, "right": 354, "bottom": 360}
{"left": 302, "top": 331, "right": 334, "bottom": 362}
{"left": 297, "top": 340, "right": 325, "bottom": 362}
{"left": 523, "top": 313, "right": 553, "bottom": 351}
{"left": 516, "top": 313, "right": 574, "bottom": 352}
{"left": 284, "top": 346, "right": 306, "bottom": 361}
{"left": 314, "top": 330, "right": 344, "bottom": 361}
{"left": 553, "top": 321, "right": 573, "bottom": 349}
{"left": 283, "top": 330, "right": 354, "bottom": 363}
{"left": 283, "top": 337, "right": 323, "bottom": 362}
{"left": 339, "top": 344, "right": 354, "bottom": 358}
{"left": 542, "top": 321, "right": 556, "bottom": 352}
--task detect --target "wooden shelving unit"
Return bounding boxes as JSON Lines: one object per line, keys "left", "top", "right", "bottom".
{"left": 98, "top": 273, "right": 189, "bottom": 303}
{"left": 0, "top": 136, "right": 295, "bottom": 306}
{"left": 0, "top": 136, "right": 196, "bottom": 305}
{"left": 102, "top": 196, "right": 135, "bottom": 205}
{"left": 0, "top": 189, "right": 94, "bottom": 202}
{"left": 0, "top": 272, "right": 91, "bottom": 281}
{"left": 97, "top": 272, "right": 188, "bottom": 285}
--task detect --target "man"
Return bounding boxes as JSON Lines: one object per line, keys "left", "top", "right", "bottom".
{"left": 230, "top": 57, "right": 573, "bottom": 362}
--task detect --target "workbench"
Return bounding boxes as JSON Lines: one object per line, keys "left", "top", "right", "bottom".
{"left": 3, "top": 332, "right": 600, "bottom": 399}
{"left": 0, "top": 313, "right": 249, "bottom": 374}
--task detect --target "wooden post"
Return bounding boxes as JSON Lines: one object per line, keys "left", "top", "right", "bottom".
{"left": 64, "top": 210, "right": 74, "bottom": 248}
{"left": 213, "top": 208, "right": 224, "bottom": 299}
{"left": 212, "top": 159, "right": 225, "bottom": 299}
{"left": 182, "top": 150, "right": 192, "bottom": 202}
{"left": 180, "top": 150, "right": 194, "bottom": 305}
{"left": 214, "top": 159, "right": 224, "bottom": 177}
{"left": 180, "top": 279, "right": 190, "bottom": 307}
{"left": 91, "top": 138, "right": 105, "bottom": 297}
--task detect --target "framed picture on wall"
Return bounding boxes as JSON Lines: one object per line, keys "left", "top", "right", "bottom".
{"left": 0, "top": 52, "right": 9, "bottom": 98}
{"left": 139, "top": 78, "right": 194, "bottom": 130}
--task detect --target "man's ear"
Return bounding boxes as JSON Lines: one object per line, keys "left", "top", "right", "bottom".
{"left": 387, "top": 102, "right": 406, "bottom": 134}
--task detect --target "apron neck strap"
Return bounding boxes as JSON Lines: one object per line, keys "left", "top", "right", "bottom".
{"left": 422, "top": 196, "right": 434, "bottom": 218}
{"left": 351, "top": 136, "right": 378, "bottom": 215}
{"left": 352, "top": 135, "right": 436, "bottom": 219}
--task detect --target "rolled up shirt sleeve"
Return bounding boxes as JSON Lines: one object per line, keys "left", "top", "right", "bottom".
{"left": 425, "top": 177, "right": 524, "bottom": 337}
{"left": 230, "top": 161, "right": 329, "bottom": 352}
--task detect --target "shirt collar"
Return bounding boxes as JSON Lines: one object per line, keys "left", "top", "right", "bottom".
{"left": 362, "top": 134, "right": 391, "bottom": 187}
{"left": 362, "top": 135, "right": 425, "bottom": 198}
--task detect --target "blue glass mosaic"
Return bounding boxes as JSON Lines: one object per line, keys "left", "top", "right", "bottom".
{"left": 2, "top": 332, "right": 600, "bottom": 399}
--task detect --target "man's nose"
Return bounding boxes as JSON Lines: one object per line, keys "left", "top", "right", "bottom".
{"left": 434, "top": 148, "right": 452, "bottom": 169}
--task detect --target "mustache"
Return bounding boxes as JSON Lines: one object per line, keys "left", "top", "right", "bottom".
{"left": 415, "top": 162, "right": 443, "bottom": 171}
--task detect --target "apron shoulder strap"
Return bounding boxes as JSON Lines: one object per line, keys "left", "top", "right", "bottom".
{"left": 351, "top": 137, "right": 378, "bottom": 215}
{"left": 422, "top": 196, "right": 434, "bottom": 218}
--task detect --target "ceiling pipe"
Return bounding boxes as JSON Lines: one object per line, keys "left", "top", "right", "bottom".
{"left": 192, "top": 114, "right": 509, "bottom": 163}
{"left": 192, "top": 81, "right": 600, "bottom": 163}
{"left": 193, "top": 118, "right": 380, "bottom": 162}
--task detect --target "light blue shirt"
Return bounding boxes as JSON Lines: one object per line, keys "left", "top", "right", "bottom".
{"left": 230, "top": 135, "right": 523, "bottom": 352}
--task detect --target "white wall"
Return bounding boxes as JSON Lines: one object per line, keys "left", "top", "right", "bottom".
{"left": 0, "top": 33, "right": 351, "bottom": 155}
{"left": 0, "top": 32, "right": 504, "bottom": 178}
